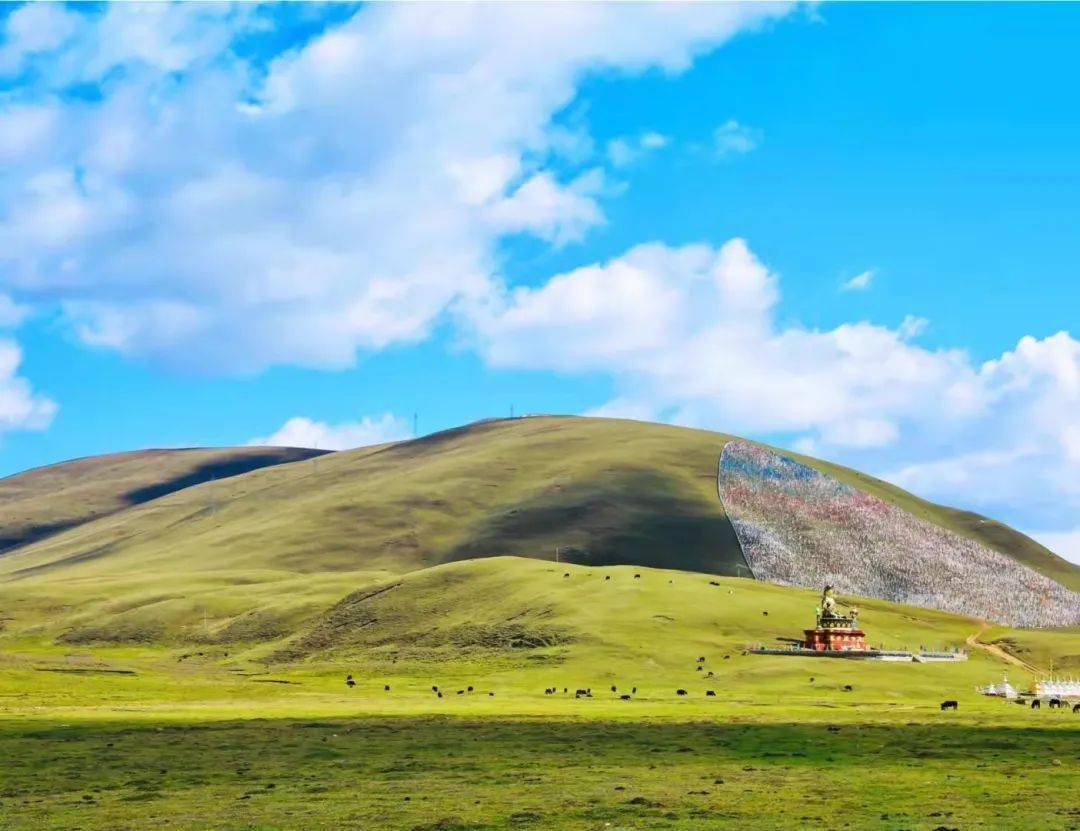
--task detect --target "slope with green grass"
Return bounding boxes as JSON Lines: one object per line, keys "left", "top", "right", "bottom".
{"left": 0, "top": 445, "right": 324, "bottom": 555}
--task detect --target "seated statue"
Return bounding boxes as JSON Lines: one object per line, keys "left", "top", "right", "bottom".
{"left": 816, "top": 585, "right": 858, "bottom": 626}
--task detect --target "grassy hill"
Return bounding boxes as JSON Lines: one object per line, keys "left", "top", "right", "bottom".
{"left": 2, "top": 557, "right": 1077, "bottom": 830}
{"left": 0, "top": 417, "right": 1076, "bottom": 649}
{"left": 0, "top": 446, "right": 324, "bottom": 554}
{"left": 5, "top": 556, "right": 1077, "bottom": 715}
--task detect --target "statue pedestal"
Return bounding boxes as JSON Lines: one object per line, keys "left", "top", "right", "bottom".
{"left": 803, "top": 625, "right": 868, "bottom": 652}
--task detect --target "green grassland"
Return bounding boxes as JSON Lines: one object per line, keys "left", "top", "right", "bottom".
{"left": 1, "top": 417, "right": 1078, "bottom": 830}
{"left": 2, "top": 559, "right": 1078, "bottom": 830}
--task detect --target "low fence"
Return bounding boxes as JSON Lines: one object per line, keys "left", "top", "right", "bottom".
{"left": 747, "top": 646, "right": 967, "bottom": 662}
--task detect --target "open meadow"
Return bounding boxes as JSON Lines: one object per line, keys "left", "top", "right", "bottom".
{"left": 2, "top": 560, "right": 1078, "bottom": 831}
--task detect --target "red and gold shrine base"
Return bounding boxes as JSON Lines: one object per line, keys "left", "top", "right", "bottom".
{"left": 802, "top": 627, "right": 868, "bottom": 651}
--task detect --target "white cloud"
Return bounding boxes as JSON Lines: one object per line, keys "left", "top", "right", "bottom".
{"left": 0, "top": 295, "right": 29, "bottom": 328}
{"left": 713, "top": 119, "right": 761, "bottom": 157}
{"left": 0, "top": 3, "right": 78, "bottom": 75}
{"left": 1028, "top": 529, "right": 1080, "bottom": 566}
{"left": 884, "top": 331, "right": 1080, "bottom": 527}
{"left": 0, "top": 338, "right": 56, "bottom": 434}
{"left": 249, "top": 413, "right": 411, "bottom": 451}
{"left": 469, "top": 239, "right": 976, "bottom": 447}
{"left": 898, "top": 314, "right": 928, "bottom": 340}
{"left": 485, "top": 170, "right": 606, "bottom": 246}
{"left": 606, "top": 131, "right": 669, "bottom": 167}
{"left": 0, "top": 3, "right": 793, "bottom": 374}
{"left": 842, "top": 268, "right": 875, "bottom": 291}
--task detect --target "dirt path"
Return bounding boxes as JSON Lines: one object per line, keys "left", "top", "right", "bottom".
{"left": 966, "top": 623, "right": 1040, "bottom": 673}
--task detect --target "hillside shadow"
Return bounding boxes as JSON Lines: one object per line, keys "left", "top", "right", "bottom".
{"left": 445, "top": 467, "right": 746, "bottom": 575}
{"left": 0, "top": 520, "right": 81, "bottom": 555}
{"left": 122, "top": 448, "right": 323, "bottom": 505}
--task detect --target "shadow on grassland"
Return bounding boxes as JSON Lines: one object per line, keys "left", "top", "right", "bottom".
{"left": 123, "top": 447, "right": 324, "bottom": 504}
{"left": 4, "top": 717, "right": 1076, "bottom": 770}
{"left": 445, "top": 467, "right": 746, "bottom": 576}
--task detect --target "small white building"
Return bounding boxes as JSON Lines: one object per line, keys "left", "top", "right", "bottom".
{"left": 1034, "top": 677, "right": 1080, "bottom": 698}
{"left": 977, "top": 674, "right": 1018, "bottom": 699}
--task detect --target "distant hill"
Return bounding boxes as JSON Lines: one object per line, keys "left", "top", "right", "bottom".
{"left": 0, "top": 416, "right": 1075, "bottom": 648}
{"left": 0, "top": 446, "right": 325, "bottom": 554}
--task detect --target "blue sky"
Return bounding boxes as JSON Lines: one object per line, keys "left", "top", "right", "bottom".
{"left": 1, "top": 3, "right": 1079, "bottom": 562}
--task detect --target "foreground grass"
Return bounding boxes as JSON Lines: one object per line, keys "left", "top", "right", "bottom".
{"left": 2, "top": 712, "right": 1078, "bottom": 831}
{"left": 2, "top": 562, "right": 1077, "bottom": 830}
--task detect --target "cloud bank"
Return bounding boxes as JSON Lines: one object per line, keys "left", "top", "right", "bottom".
{"left": 250, "top": 413, "right": 411, "bottom": 451}
{"left": 0, "top": 2, "right": 791, "bottom": 374}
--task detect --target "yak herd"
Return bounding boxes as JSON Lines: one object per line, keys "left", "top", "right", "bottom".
{"left": 343, "top": 675, "right": 1080, "bottom": 713}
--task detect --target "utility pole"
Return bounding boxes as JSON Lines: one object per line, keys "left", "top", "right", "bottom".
{"left": 555, "top": 546, "right": 560, "bottom": 564}
{"left": 510, "top": 404, "right": 515, "bottom": 419}
{"left": 413, "top": 412, "right": 418, "bottom": 437}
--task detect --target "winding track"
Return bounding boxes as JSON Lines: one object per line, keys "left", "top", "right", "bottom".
{"left": 965, "top": 623, "right": 1040, "bottom": 673}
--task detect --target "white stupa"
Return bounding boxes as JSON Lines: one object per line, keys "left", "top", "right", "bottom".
{"left": 977, "top": 674, "right": 1018, "bottom": 699}
{"left": 1033, "top": 677, "right": 1080, "bottom": 698}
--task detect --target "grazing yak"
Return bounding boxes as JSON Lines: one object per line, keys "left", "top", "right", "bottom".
{"left": 940, "top": 700, "right": 958, "bottom": 711}
{"left": 620, "top": 694, "right": 632, "bottom": 701}
{"left": 384, "top": 685, "right": 390, "bottom": 691}
{"left": 345, "top": 675, "right": 356, "bottom": 688}
{"left": 706, "top": 690, "right": 716, "bottom": 697}
{"left": 1073, "top": 703, "right": 1080, "bottom": 713}
{"left": 1048, "top": 698, "right": 1064, "bottom": 709}
{"left": 1031, "top": 699, "right": 1041, "bottom": 709}
{"left": 676, "top": 689, "right": 688, "bottom": 696}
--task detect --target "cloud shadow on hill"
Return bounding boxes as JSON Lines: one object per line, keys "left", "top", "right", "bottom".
{"left": 445, "top": 466, "right": 747, "bottom": 576}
